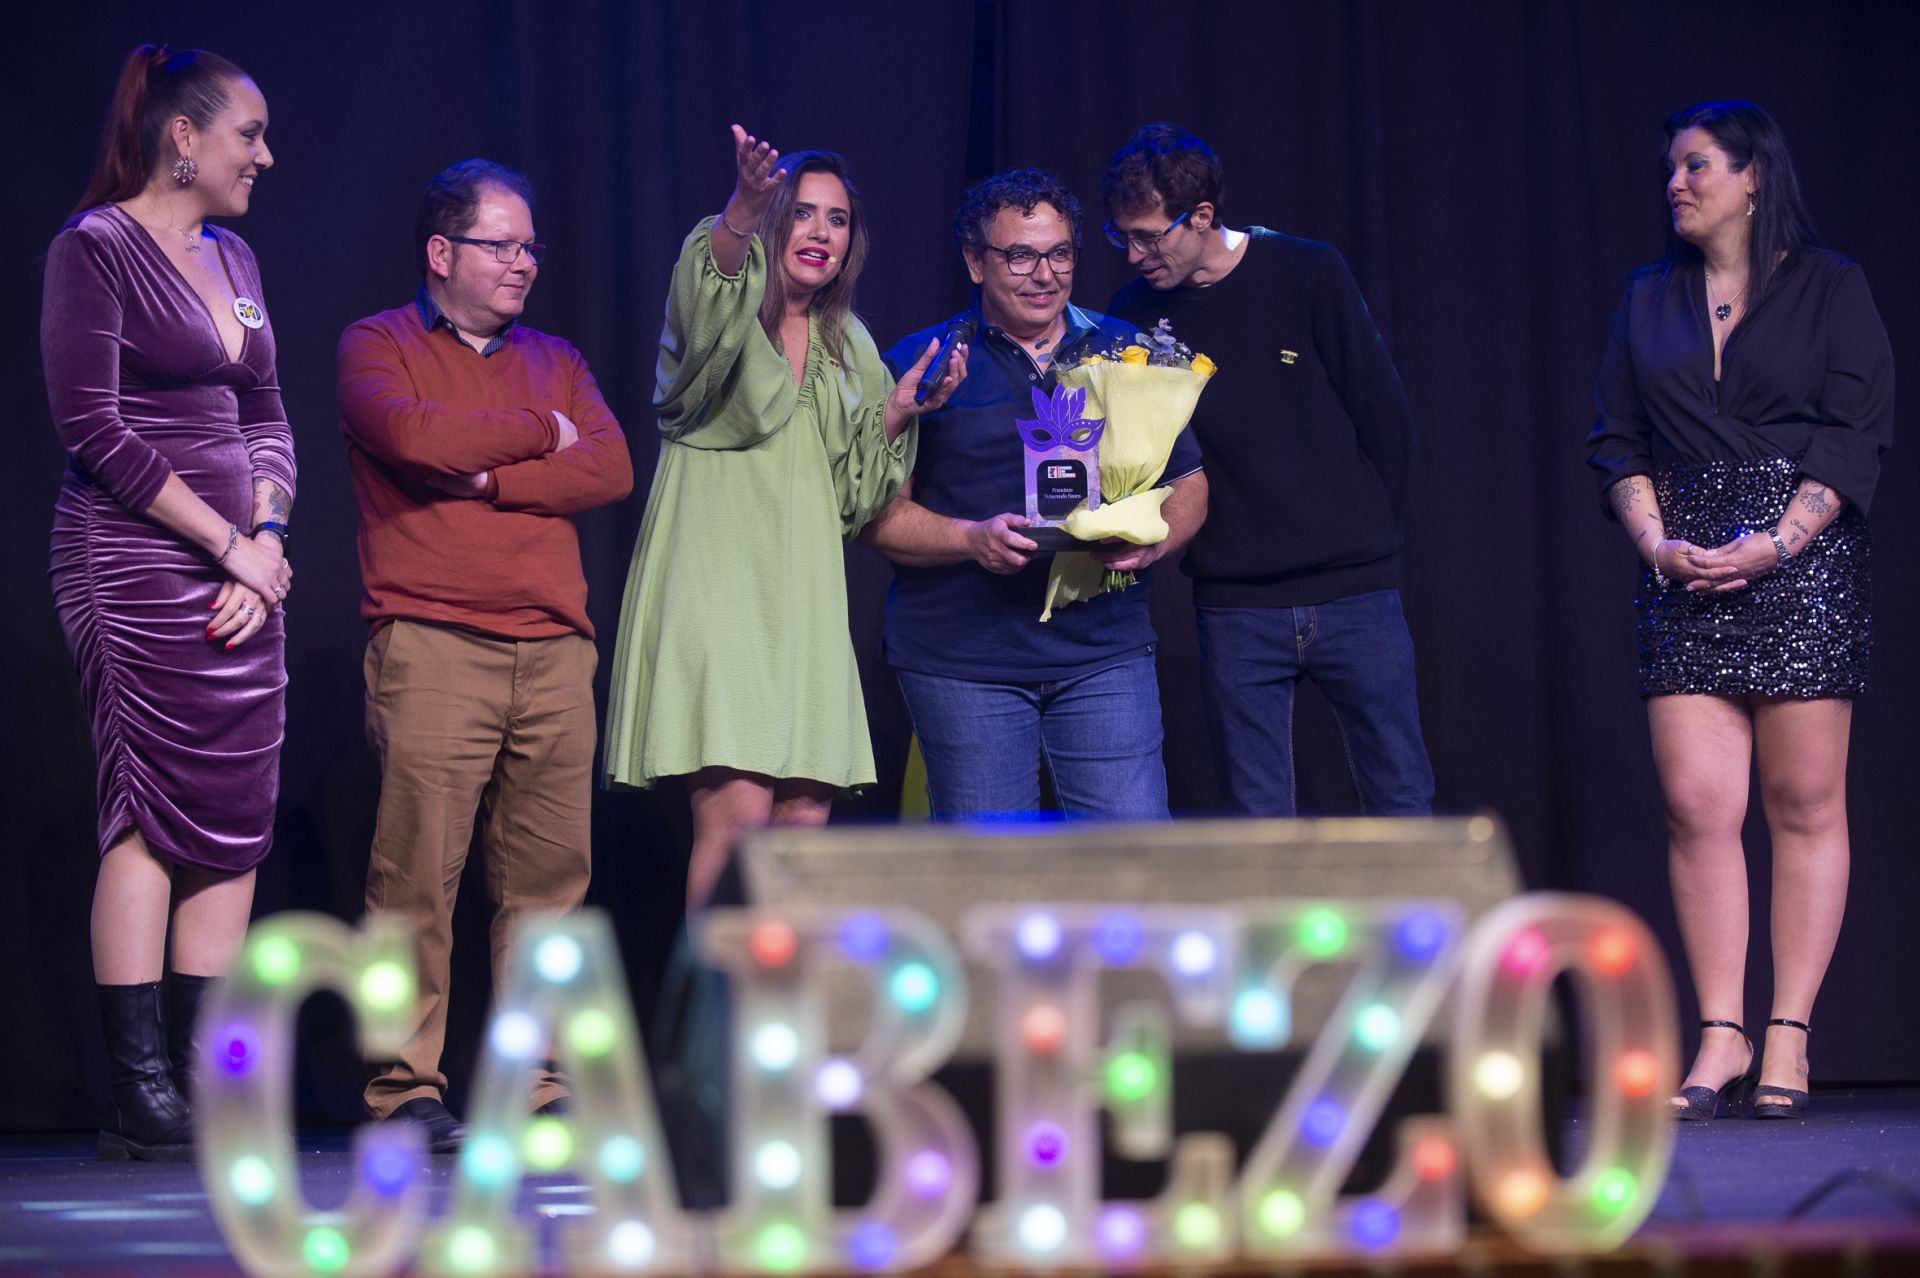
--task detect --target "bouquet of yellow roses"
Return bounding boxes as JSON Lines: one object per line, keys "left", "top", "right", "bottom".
{"left": 1039, "top": 319, "right": 1216, "bottom": 620}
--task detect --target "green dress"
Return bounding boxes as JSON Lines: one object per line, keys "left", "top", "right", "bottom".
{"left": 602, "top": 219, "right": 915, "bottom": 791}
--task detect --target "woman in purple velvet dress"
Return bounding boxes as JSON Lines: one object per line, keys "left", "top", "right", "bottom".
{"left": 43, "top": 44, "right": 296, "bottom": 1160}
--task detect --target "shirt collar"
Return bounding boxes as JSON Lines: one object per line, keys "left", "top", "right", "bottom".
{"left": 415, "top": 284, "right": 516, "bottom": 357}
{"left": 970, "top": 293, "right": 1105, "bottom": 360}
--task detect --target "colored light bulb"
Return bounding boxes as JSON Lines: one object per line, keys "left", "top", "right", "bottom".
{"left": 446, "top": 1224, "right": 497, "bottom": 1274}
{"left": 359, "top": 959, "right": 413, "bottom": 1012}
{"left": 1297, "top": 907, "right": 1349, "bottom": 958}
{"left": 1410, "top": 1135, "right": 1457, "bottom": 1181}
{"left": 839, "top": 913, "right": 889, "bottom": 962}
{"left": 1093, "top": 913, "right": 1143, "bottom": 963}
{"left": 754, "top": 1140, "right": 802, "bottom": 1190}
{"left": 598, "top": 1134, "right": 646, "bottom": 1183}
{"left": 218, "top": 1025, "right": 259, "bottom": 1076}
{"left": 359, "top": 1138, "right": 416, "bottom": 1198}
{"left": 1591, "top": 1168, "right": 1637, "bottom": 1215}
{"left": 1587, "top": 928, "right": 1636, "bottom": 975}
{"left": 1016, "top": 912, "right": 1064, "bottom": 961}
{"left": 229, "top": 1154, "right": 275, "bottom": 1206}
{"left": 1097, "top": 1206, "right": 1145, "bottom": 1257}
{"left": 750, "top": 1022, "right": 800, "bottom": 1072}
{"left": 302, "top": 1226, "right": 350, "bottom": 1273}
{"left": 848, "top": 1223, "right": 896, "bottom": 1271}
{"left": 248, "top": 935, "right": 301, "bottom": 987}
{"left": 890, "top": 962, "right": 938, "bottom": 1012}
{"left": 607, "top": 1220, "right": 656, "bottom": 1267}
{"left": 1174, "top": 1201, "right": 1221, "bottom": 1249}
{"left": 1025, "top": 1121, "right": 1068, "bottom": 1167}
{"left": 1474, "top": 1050, "right": 1525, "bottom": 1100}
{"left": 523, "top": 1117, "right": 573, "bottom": 1171}
{"left": 1498, "top": 1169, "right": 1549, "bottom": 1217}
{"left": 567, "top": 1007, "right": 617, "bottom": 1057}
{"left": 1170, "top": 929, "right": 1218, "bottom": 977}
{"left": 489, "top": 1010, "right": 540, "bottom": 1060}
{"left": 1105, "top": 1050, "right": 1158, "bottom": 1102}
{"left": 1355, "top": 1003, "right": 1402, "bottom": 1051}
{"left": 1614, "top": 1049, "right": 1660, "bottom": 1099}
{"left": 1258, "top": 1188, "right": 1305, "bottom": 1237}
{"left": 1231, "top": 988, "right": 1286, "bottom": 1045}
{"left": 1502, "top": 928, "right": 1551, "bottom": 977}
{"left": 755, "top": 1222, "right": 807, "bottom": 1272}
{"left": 750, "top": 920, "right": 798, "bottom": 968}
{"left": 1349, "top": 1199, "right": 1400, "bottom": 1249}
{"left": 1303, "top": 1098, "right": 1345, "bottom": 1147}
{"left": 461, "top": 1133, "right": 515, "bottom": 1187}
{"left": 1394, "top": 911, "right": 1448, "bottom": 962}
{"left": 904, "top": 1149, "right": 951, "bottom": 1198}
{"left": 1020, "top": 1004, "right": 1067, "bottom": 1054}
{"left": 534, "top": 934, "right": 583, "bottom": 983}
{"left": 815, "top": 1058, "right": 862, "bottom": 1109}
{"left": 1018, "top": 1204, "right": 1067, "bottom": 1253}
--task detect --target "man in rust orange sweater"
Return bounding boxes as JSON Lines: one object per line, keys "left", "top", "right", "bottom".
{"left": 338, "top": 159, "right": 631, "bottom": 1150}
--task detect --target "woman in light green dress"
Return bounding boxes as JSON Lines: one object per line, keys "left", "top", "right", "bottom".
{"left": 604, "top": 126, "right": 965, "bottom": 908}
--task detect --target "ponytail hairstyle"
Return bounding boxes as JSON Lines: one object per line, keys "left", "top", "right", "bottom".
{"left": 753, "top": 151, "right": 870, "bottom": 365}
{"left": 73, "top": 43, "right": 246, "bottom": 215}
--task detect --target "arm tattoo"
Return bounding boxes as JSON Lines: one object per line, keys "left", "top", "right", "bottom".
{"left": 1801, "top": 484, "right": 1834, "bottom": 516}
{"left": 253, "top": 479, "right": 294, "bottom": 524}
{"left": 1789, "top": 516, "right": 1813, "bottom": 543}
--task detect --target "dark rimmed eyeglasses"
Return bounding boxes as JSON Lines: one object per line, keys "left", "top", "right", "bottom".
{"left": 447, "top": 236, "right": 547, "bottom": 265}
{"left": 980, "top": 243, "right": 1077, "bottom": 276}
{"left": 1104, "top": 209, "right": 1189, "bottom": 253}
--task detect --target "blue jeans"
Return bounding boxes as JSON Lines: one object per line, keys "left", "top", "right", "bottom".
{"left": 895, "top": 654, "right": 1171, "bottom": 821}
{"left": 1195, "top": 590, "right": 1434, "bottom": 817}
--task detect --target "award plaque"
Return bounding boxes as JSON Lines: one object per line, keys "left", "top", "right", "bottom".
{"left": 1016, "top": 385, "right": 1103, "bottom": 552}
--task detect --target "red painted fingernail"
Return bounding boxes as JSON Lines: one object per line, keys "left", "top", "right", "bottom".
{"left": 225, "top": 640, "right": 236, "bottom": 650}
{"left": 206, "top": 628, "right": 216, "bottom": 638}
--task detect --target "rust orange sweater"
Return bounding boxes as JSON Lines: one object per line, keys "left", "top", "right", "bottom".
{"left": 338, "top": 304, "right": 632, "bottom": 639}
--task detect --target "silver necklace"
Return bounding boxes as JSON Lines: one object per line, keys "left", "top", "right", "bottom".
{"left": 1705, "top": 269, "right": 1746, "bottom": 322}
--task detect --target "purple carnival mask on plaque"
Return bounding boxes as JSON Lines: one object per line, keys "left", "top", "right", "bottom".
{"left": 1015, "top": 386, "right": 1105, "bottom": 452}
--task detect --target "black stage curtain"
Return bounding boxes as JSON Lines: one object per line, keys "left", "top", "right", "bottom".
{"left": 3, "top": 0, "right": 1914, "bottom": 1132}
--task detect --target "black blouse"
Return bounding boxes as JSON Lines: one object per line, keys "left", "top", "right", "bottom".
{"left": 1588, "top": 248, "right": 1894, "bottom": 513}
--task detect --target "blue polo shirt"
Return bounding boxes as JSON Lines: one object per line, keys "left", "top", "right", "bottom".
{"left": 880, "top": 301, "right": 1203, "bottom": 682}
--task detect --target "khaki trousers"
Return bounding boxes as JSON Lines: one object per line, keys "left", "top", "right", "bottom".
{"left": 361, "top": 619, "right": 596, "bottom": 1118}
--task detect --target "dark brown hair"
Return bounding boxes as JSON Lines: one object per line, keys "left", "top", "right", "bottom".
{"left": 1100, "top": 122, "right": 1225, "bottom": 221}
{"left": 414, "top": 159, "right": 537, "bottom": 280}
{"left": 1660, "top": 100, "right": 1819, "bottom": 301}
{"left": 73, "top": 44, "right": 247, "bottom": 215}
{"left": 753, "top": 151, "right": 869, "bottom": 364}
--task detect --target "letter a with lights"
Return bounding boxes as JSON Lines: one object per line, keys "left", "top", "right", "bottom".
{"left": 421, "top": 911, "right": 695, "bottom": 1276}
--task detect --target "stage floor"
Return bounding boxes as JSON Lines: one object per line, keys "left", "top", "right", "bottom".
{"left": 3, "top": 1090, "right": 1918, "bottom": 1274}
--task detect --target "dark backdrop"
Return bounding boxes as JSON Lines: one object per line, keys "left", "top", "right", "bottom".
{"left": 4, "top": 0, "right": 1915, "bottom": 1132}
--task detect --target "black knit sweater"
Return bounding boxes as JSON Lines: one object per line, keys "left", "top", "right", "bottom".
{"left": 1110, "top": 229, "right": 1416, "bottom": 606}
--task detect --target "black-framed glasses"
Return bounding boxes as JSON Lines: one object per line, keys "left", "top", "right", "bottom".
{"left": 981, "top": 243, "right": 1077, "bottom": 276}
{"left": 1104, "top": 209, "right": 1189, "bottom": 253}
{"left": 447, "top": 236, "right": 547, "bottom": 265}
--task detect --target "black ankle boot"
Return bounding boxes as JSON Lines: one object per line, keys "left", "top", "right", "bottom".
{"left": 165, "top": 973, "right": 214, "bottom": 1099}
{"left": 96, "top": 981, "right": 194, "bottom": 1161}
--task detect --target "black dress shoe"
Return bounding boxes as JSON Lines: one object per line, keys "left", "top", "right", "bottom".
{"left": 387, "top": 1097, "right": 467, "bottom": 1154}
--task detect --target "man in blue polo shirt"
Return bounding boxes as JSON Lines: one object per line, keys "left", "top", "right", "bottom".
{"left": 859, "top": 168, "right": 1207, "bottom": 819}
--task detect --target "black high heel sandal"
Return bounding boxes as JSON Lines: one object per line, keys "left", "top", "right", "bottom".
{"left": 1671, "top": 1019, "right": 1758, "bottom": 1121}
{"left": 1752, "top": 1018, "right": 1812, "bottom": 1119}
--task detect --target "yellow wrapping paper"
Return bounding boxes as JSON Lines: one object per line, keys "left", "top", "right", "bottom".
{"left": 1039, "top": 361, "right": 1209, "bottom": 621}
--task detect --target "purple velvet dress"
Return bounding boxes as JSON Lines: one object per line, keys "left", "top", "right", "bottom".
{"left": 42, "top": 206, "right": 297, "bottom": 872}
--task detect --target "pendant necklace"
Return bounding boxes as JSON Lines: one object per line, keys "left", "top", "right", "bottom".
{"left": 1705, "top": 269, "right": 1745, "bottom": 322}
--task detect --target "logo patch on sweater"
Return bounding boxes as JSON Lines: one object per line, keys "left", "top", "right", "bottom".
{"left": 1280, "top": 349, "right": 1299, "bottom": 365}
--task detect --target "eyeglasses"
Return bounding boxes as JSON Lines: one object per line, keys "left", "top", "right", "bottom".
{"left": 1104, "top": 209, "right": 1189, "bottom": 253}
{"left": 447, "top": 236, "right": 547, "bottom": 265}
{"left": 981, "top": 243, "right": 1076, "bottom": 276}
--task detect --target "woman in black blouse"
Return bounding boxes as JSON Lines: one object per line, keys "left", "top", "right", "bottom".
{"left": 1588, "top": 101, "right": 1894, "bottom": 1121}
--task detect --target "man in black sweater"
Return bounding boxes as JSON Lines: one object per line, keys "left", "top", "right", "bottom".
{"left": 1103, "top": 122, "right": 1434, "bottom": 817}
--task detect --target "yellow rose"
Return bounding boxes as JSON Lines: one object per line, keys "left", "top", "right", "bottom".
{"left": 1120, "top": 345, "right": 1150, "bottom": 365}
{"left": 1082, "top": 354, "right": 1107, "bottom": 364}
{"left": 1191, "top": 353, "right": 1217, "bottom": 376}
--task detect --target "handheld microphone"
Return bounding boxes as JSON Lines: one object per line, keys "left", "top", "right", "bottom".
{"left": 915, "top": 317, "right": 974, "bottom": 404}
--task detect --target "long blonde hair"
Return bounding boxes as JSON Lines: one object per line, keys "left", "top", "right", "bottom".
{"left": 754, "top": 151, "right": 870, "bottom": 364}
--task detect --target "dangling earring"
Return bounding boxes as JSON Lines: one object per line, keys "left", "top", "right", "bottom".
{"left": 1746, "top": 196, "right": 1755, "bottom": 217}
{"left": 172, "top": 152, "right": 198, "bottom": 187}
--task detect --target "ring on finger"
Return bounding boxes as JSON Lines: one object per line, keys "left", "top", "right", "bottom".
{"left": 241, "top": 603, "right": 256, "bottom": 618}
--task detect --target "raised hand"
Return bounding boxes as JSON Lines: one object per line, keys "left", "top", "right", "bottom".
{"left": 727, "top": 124, "right": 785, "bottom": 226}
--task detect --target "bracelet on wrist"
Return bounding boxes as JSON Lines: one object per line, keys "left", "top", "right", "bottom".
{"left": 253, "top": 520, "right": 291, "bottom": 547}
{"left": 1649, "top": 540, "right": 1671, "bottom": 591}
{"left": 214, "top": 523, "right": 239, "bottom": 565}
{"left": 1767, "top": 526, "right": 1793, "bottom": 566}
{"left": 716, "top": 208, "right": 757, "bottom": 239}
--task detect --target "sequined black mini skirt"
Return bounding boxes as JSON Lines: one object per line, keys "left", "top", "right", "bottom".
{"left": 1638, "top": 456, "right": 1871, "bottom": 699}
